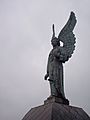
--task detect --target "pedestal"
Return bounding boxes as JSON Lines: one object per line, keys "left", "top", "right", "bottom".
{"left": 44, "top": 96, "right": 69, "bottom": 105}
{"left": 22, "top": 96, "right": 90, "bottom": 120}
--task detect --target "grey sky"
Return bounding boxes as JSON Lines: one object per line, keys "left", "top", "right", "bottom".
{"left": 0, "top": 0, "right": 90, "bottom": 120}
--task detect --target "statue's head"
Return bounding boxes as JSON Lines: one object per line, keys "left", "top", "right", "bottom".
{"left": 51, "top": 24, "right": 60, "bottom": 47}
{"left": 51, "top": 37, "right": 60, "bottom": 47}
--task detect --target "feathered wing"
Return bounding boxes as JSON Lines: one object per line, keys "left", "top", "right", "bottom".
{"left": 58, "top": 11, "right": 77, "bottom": 62}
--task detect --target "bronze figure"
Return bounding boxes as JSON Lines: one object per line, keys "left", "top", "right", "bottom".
{"left": 44, "top": 12, "right": 77, "bottom": 99}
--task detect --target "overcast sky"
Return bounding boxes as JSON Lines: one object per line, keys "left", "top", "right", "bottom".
{"left": 0, "top": 0, "right": 90, "bottom": 120}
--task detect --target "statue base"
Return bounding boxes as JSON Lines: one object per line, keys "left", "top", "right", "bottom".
{"left": 44, "top": 96, "right": 69, "bottom": 105}
{"left": 22, "top": 100, "right": 90, "bottom": 120}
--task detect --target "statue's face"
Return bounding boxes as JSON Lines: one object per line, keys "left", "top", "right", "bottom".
{"left": 51, "top": 38, "right": 58, "bottom": 47}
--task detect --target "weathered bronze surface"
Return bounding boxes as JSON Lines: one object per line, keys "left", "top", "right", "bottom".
{"left": 44, "top": 12, "right": 77, "bottom": 99}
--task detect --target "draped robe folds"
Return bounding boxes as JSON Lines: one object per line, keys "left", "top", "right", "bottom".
{"left": 47, "top": 46, "right": 65, "bottom": 98}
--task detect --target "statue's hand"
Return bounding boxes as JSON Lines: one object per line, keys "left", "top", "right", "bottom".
{"left": 44, "top": 74, "right": 49, "bottom": 80}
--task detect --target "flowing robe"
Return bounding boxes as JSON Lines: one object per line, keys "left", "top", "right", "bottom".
{"left": 47, "top": 46, "right": 65, "bottom": 98}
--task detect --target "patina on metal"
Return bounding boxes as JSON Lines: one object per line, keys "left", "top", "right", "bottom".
{"left": 44, "top": 12, "right": 77, "bottom": 99}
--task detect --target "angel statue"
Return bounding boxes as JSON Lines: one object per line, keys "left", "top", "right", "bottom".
{"left": 44, "top": 12, "right": 77, "bottom": 100}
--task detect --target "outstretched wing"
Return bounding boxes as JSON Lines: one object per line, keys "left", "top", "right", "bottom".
{"left": 58, "top": 11, "right": 77, "bottom": 62}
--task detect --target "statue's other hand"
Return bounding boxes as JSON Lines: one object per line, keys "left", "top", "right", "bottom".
{"left": 44, "top": 74, "right": 49, "bottom": 80}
